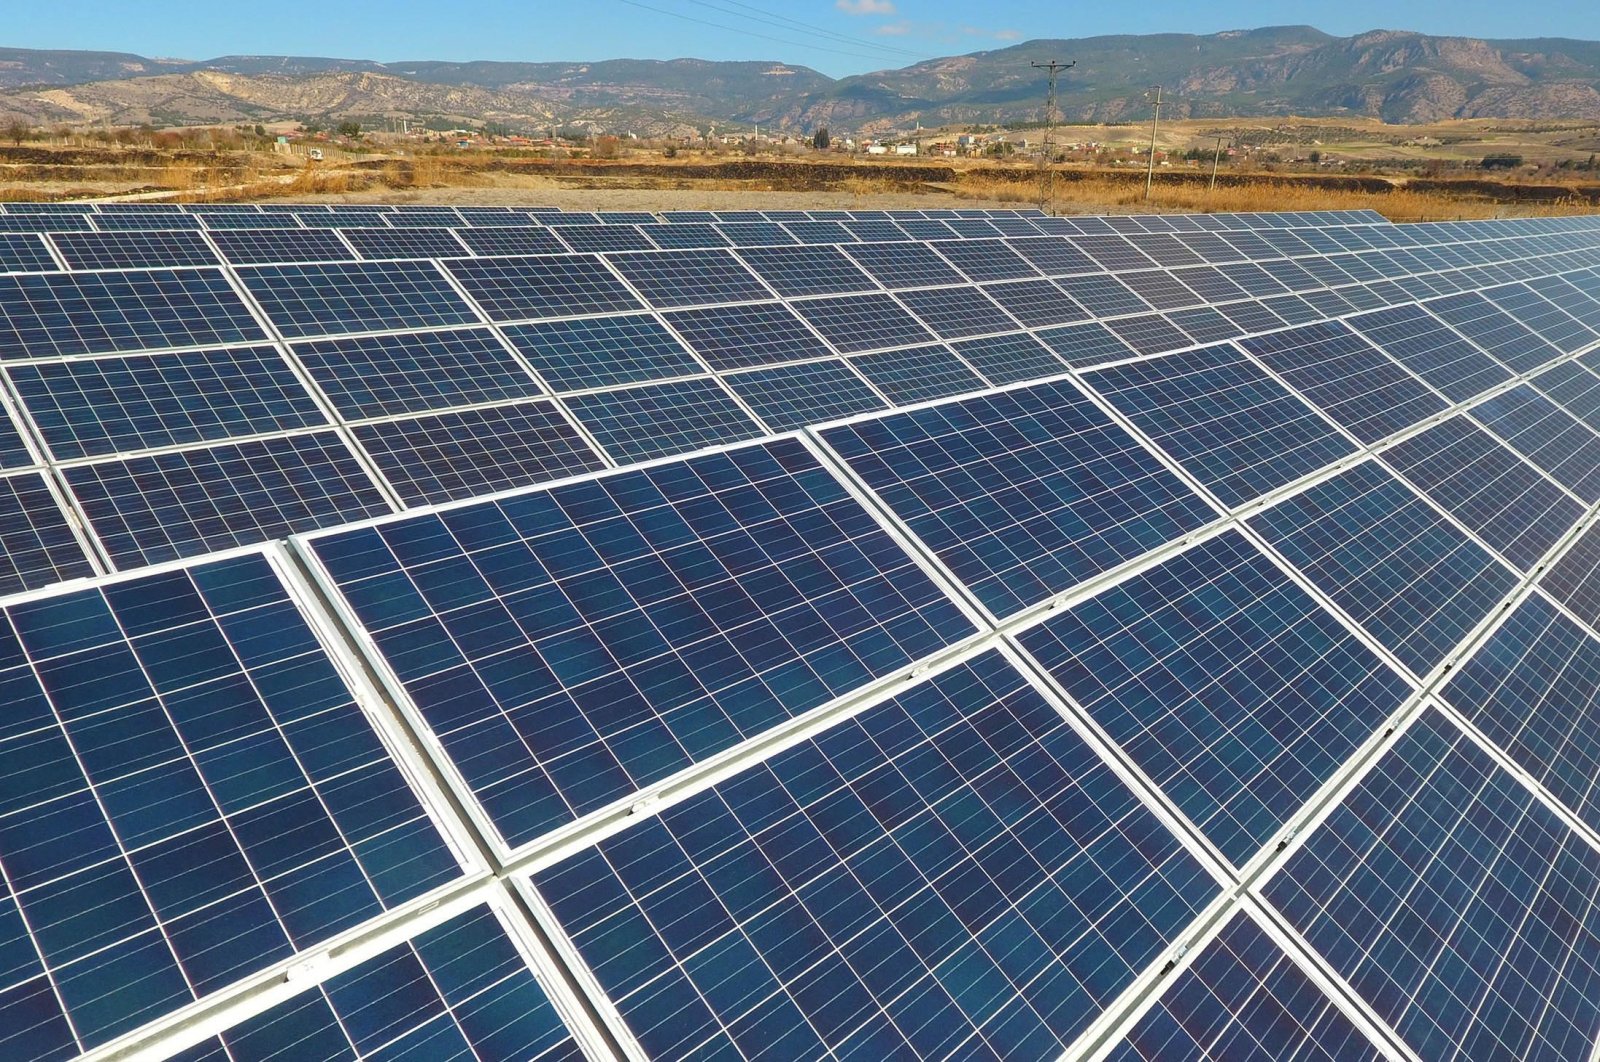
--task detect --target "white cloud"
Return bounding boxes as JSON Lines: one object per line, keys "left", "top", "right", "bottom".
{"left": 836, "top": 0, "right": 896, "bottom": 14}
{"left": 993, "top": 29, "right": 1023, "bottom": 41}
{"left": 874, "top": 20, "right": 913, "bottom": 35}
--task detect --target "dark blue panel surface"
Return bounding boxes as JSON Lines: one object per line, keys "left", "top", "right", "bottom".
{"left": 792, "top": 293, "right": 937, "bottom": 354}
{"left": 932, "top": 238, "right": 1040, "bottom": 281}
{"left": 1022, "top": 530, "right": 1410, "bottom": 864}
{"left": 1035, "top": 321, "right": 1138, "bottom": 368}
{"left": 341, "top": 227, "right": 468, "bottom": 260}
{"left": 51, "top": 230, "right": 219, "bottom": 270}
{"left": 981, "top": 279, "right": 1088, "bottom": 328}
{"left": 0, "top": 234, "right": 56, "bottom": 272}
{"left": 240, "top": 261, "right": 479, "bottom": 338}
{"left": 504, "top": 315, "right": 703, "bottom": 392}
{"left": 294, "top": 328, "right": 543, "bottom": 420}
{"left": 661, "top": 302, "right": 833, "bottom": 370}
{"left": 1542, "top": 520, "right": 1600, "bottom": 630}
{"left": 949, "top": 332, "right": 1065, "bottom": 386}
{"left": 820, "top": 379, "right": 1217, "bottom": 619}
{"left": 895, "top": 286, "right": 1018, "bottom": 340}
{"left": 723, "top": 360, "right": 887, "bottom": 431}
{"left": 308, "top": 437, "right": 975, "bottom": 849}
{"left": 1084, "top": 343, "right": 1358, "bottom": 509}
{"left": 532, "top": 650, "right": 1217, "bottom": 1059}
{"left": 0, "top": 471, "right": 95, "bottom": 597}
{"left": 1469, "top": 384, "right": 1600, "bottom": 503}
{"left": 1346, "top": 304, "right": 1512, "bottom": 403}
{"left": 605, "top": 250, "right": 770, "bottom": 308}
{"left": 1426, "top": 291, "right": 1562, "bottom": 375}
{"left": 443, "top": 255, "right": 640, "bottom": 322}
{"left": 841, "top": 241, "right": 966, "bottom": 289}
{"left": 208, "top": 228, "right": 356, "bottom": 265}
{"left": 562, "top": 377, "right": 763, "bottom": 463}
{"left": 454, "top": 227, "right": 569, "bottom": 258}
{"left": 1248, "top": 461, "right": 1518, "bottom": 676}
{"left": 849, "top": 344, "right": 985, "bottom": 405}
{"left": 735, "top": 245, "right": 875, "bottom": 298}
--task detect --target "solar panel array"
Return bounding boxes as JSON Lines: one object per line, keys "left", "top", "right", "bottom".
{"left": 5, "top": 199, "right": 1600, "bottom": 1061}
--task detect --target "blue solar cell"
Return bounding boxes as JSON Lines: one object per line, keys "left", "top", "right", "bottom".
{"left": 530, "top": 648, "right": 1217, "bottom": 1059}
{"left": 92, "top": 212, "right": 203, "bottom": 231}
{"left": 1240, "top": 321, "right": 1448, "bottom": 444}
{"left": 443, "top": 255, "right": 640, "bottom": 323}
{"left": 950, "top": 332, "right": 1065, "bottom": 385}
{"left": 713, "top": 221, "right": 796, "bottom": 246}
{"left": 892, "top": 218, "right": 958, "bottom": 240}
{"left": 0, "top": 269, "right": 266, "bottom": 360}
{"left": 792, "top": 293, "right": 936, "bottom": 354}
{"left": 64, "top": 431, "right": 392, "bottom": 568}
{"left": 1427, "top": 291, "right": 1562, "bottom": 374}
{"left": 1073, "top": 234, "right": 1157, "bottom": 271}
{"left": 294, "top": 327, "right": 543, "bottom": 420}
{"left": 354, "top": 400, "right": 605, "bottom": 506}
{"left": 207, "top": 227, "right": 356, "bottom": 265}
{"left": 0, "top": 234, "right": 55, "bottom": 272}
{"left": 1119, "top": 270, "right": 1204, "bottom": 311}
{"left": 1084, "top": 343, "right": 1358, "bottom": 508}
{"left": 552, "top": 224, "right": 657, "bottom": 255}
{"left": 1108, "top": 911, "right": 1383, "bottom": 1062}
{"left": 49, "top": 230, "right": 219, "bottom": 270}
{"left": 1529, "top": 360, "right": 1600, "bottom": 434}
{"left": 662, "top": 302, "right": 833, "bottom": 370}
{"left": 735, "top": 245, "right": 876, "bottom": 297}
{"left": 562, "top": 377, "right": 763, "bottom": 463}
{"left": 306, "top": 436, "right": 975, "bottom": 850}
{"left": 341, "top": 226, "right": 468, "bottom": 260}
{"left": 503, "top": 314, "right": 703, "bottom": 392}
{"left": 848, "top": 343, "right": 986, "bottom": 405}
{"left": 1345, "top": 304, "right": 1512, "bottom": 403}
{"left": 1468, "top": 384, "right": 1600, "bottom": 503}
{"left": 896, "top": 286, "right": 1018, "bottom": 339}
{"left": 781, "top": 219, "right": 857, "bottom": 244}
{"left": 1054, "top": 273, "right": 1152, "bottom": 317}
{"left": 1005, "top": 236, "right": 1099, "bottom": 276}
{"left": 605, "top": 249, "right": 771, "bottom": 308}
{"left": 1248, "top": 461, "right": 1518, "bottom": 676}
{"left": 1544, "top": 520, "right": 1600, "bottom": 630}
{"left": 0, "top": 553, "right": 462, "bottom": 1054}
{"left": 1022, "top": 529, "right": 1410, "bottom": 864}
{"left": 931, "top": 238, "right": 1040, "bottom": 281}
{"left": 1262, "top": 709, "right": 1600, "bottom": 1062}
{"left": 8, "top": 346, "right": 328, "bottom": 461}
{"left": 723, "top": 359, "right": 886, "bottom": 430}
{"left": 240, "top": 260, "right": 480, "bottom": 338}
{"left": 1165, "top": 306, "right": 1245, "bottom": 346}
{"left": 1106, "top": 313, "right": 1196, "bottom": 356}
{"left": 1483, "top": 283, "right": 1598, "bottom": 353}
{"left": 1035, "top": 321, "right": 1138, "bottom": 368}
{"left": 206, "top": 904, "right": 583, "bottom": 1061}
{"left": 840, "top": 241, "right": 966, "bottom": 289}
{"left": 980, "top": 278, "right": 1088, "bottom": 327}
{"left": 0, "top": 470, "right": 96, "bottom": 596}
{"left": 0, "top": 213, "right": 92, "bottom": 233}
{"left": 641, "top": 222, "right": 730, "bottom": 250}
{"left": 453, "top": 226, "right": 570, "bottom": 257}
{"left": 1380, "top": 415, "right": 1583, "bottom": 572}
{"left": 820, "top": 379, "right": 1217, "bottom": 619}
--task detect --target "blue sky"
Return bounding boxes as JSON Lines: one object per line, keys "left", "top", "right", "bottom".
{"left": 10, "top": 1, "right": 1600, "bottom": 77}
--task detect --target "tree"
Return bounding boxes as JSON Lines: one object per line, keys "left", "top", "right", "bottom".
{"left": 4, "top": 120, "right": 29, "bottom": 146}
{"left": 1481, "top": 153, "right": 1523, "bottom": 170}
{"left": 336, "top": 121, "right": 362, "bottom": 139}
{"left": 811, "top": 126, "right": 830, "bottom": 150}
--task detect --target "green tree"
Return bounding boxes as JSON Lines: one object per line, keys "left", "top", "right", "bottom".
{"left": 811, "top": 126, "right": 830, "bottom": 150}
{"left": 336, "top": 121, "right": 362, "bottom": 139}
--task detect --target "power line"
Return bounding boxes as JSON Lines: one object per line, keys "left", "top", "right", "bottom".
{"left": 1031, "top": 59, "right": 1074, "bottom": 214}
{"left": 681, "top": 0, "right": 931, "bottom": 61}
{"left": 612, "top": 0, "right": 928, "bottom": 65}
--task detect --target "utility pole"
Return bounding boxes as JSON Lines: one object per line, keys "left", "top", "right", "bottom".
{"left": 1031, "top": 59, "right": 1074, "bottom": 213}
{"left": 1209, "top": 134, "right": 1230, "bottom": 192}
{"left": 1143, "top": 85, "right": 1163, "bottom": 201}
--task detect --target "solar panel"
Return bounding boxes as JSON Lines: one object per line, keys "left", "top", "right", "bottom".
{"left": 453, "top": 226, "right": 570, "bottom": 257}
{"left": 1106, "top": 313, "right": 1196, "bottom": 356}
{"left": 443, "top": 255, "right": 641, "bottom": 322}
{"left": 63, "top": 431, "right": 393, "bottom": 568}
{"left": 1021, "top": 529, "right": 1410, "bottom": 864}
{"left": 1033, "top": 321, "right": 1137, "bottom": 368}
{"left": 0, "top": 213, "right": 92, "bottom": 233}
{"left": 1119, "top": 270, "right": 1204, "bottom": 311}
{"left": 892, "top": 217, "right": 957, "bottom": 240}
{"left": 207, "top": 227, "right": 356, "bottom": 265}
{"left": 1054, "top": 273, "right": 1152, "bottom": 317}
{"left": 7, "top": 345, "right": 329, "bottom": 460}
{"left": 1247, "top": 461, "right": 1518, "bottom": 676}
{"left": 353, "top": 400, "right": 606, "bottom": 506}
{"left": 661, "top": 302, "right": 832, "bottom": 370}
{"left": 895, "top": 285, "right": 1018, "bottom": 339}
{"left": 841, "top": 241, "right": 966, "bottom": 289}
{"left": 981, "top": 278, "right": 1088, "bottom": 327}
{"left": 1468, "top": 384, "right": 1600, "bottom": 502}
{"left": 92, "top": 211, "right": 203, "bottom": 231}
{"left": 1165, "top": 305, "right": 1245, "bottom": 345}
{"left": 783, "top": 219, "right": 856, "bottom": 244}
{"left": 0, "top": 552, "right": 462, "bottom": 1053}
{"left": 848, "top": 343, "right": 985, "bottom": 405}
{"left": 932, "top": 238, "right": 1040, "bottom": 281}
{"left": 1239, "top": 321, "right": 1448, "bottom": 443}
{"left": 1215, "top": 300, "right": 1288, "bottom": 335}
{"left": 819, "top": 379, "right": 1216, "bottom": 620}
{"left": 0, "top": 233, "right": 56, "bottom": 272}
{"left": 49, "top": 230, "right": 220, "bottom": 270}
{"left": 949, "top": 332, "right": 1065, "bottom": 386}
{"left": 239, "top": 260, "right": 480, "bottom": 338}
{"left": 1529, "top": 360, "right": 1600, "bottom": 433}
{"left": 0, "top": 269, "right": 266, "bottom": 359}
{"left": 714, "top": 221, "right": 796, "bottom": 246}
{"left": 1426, "top": 291, "right": 1563, "bottom": 374}
{"left": 1005, "top": 236, "right": 1099, "bottom": 276}
{"left": 721, "top": 358, "right": 885, "bottom": 430}
{"left": 1482, "top": 282, "right": 1598, "bottom": 353}
{"left": 341, "top": 226, "right": 469, "bottom": 260}
{"left": 734, "top": 245, "right": 876, "bottom": 297}
{"left": 303, "top": 436, "right": 975, "bottom": 850}
{"left": 562, "top": 376, "right": 764, "bottom": 462}
{"left": 552, "top": 224, "right": 657, "bottom": 255}
{"left": 1380, "top": 414, "right": 1584, "bottom": 572}
{"left": 642, "top": 221, "right": 730, "bottom": 250}
{"left": 528, "top": 648, "right": 1217, "bottom": 1058}
{"left": 604, "top": 249, "right": 771, "bottom": 308}
{"left": 497, "top": 314, "right": 698, "bottom": 393}
{"left": 792, "top": 293, "right": 936, "bottom": 354}
{"left": 291, "top": 327, "right": 540, "bottom": 420}
{"left": 1262, "top": 708, "right": 1600, "bottom": 1061}
{"left": 1083, "top": 343, "right": 1358, "bottom": 508}
{"left": 385, "top": 207, "right": 464, "bottom": 227}
{"left": 0, "top": 469, "right": 97, "bottom": 595}
{"left": 1345, "top": 303, "right": 1512, "bottom": 402}
{"left": 1106, "top": 910, "right": 1384, "bottom": 1061}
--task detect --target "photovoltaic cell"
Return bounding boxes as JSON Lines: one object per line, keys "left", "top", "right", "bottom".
{"left": 341, "top": 226, "right": 468, "bottom": 260}
{"left": 643, "top": 223, "right": 730, "bottom": 250}
{"left": 1035, "top": 321, "right": 1138, "bottom": 368}
{"left": 305, "top": 436, "right": 975, "bottom": 849}
{"left": 849, "top": 344, "right": 985, "bottom": 405}
{"left": 1240, "top": 321, "right": 1448, "bottom": 443}
{"left": 662, "top": 302, "right": 833, "bottom": 370}
{"left": 7, "top": 346, "right": 328, "bottom": 460}
{"left": 1529, "top": 360, "right": 1600, "bottom": 433}
{"left": 1107, "top": 911, "right": 1383, "bottom": 1062}
{"left": 443, "top": 255, "right": 641, "bottom": 322}
{"left": 1106, "top": 314, "right": 1195, "bottom": 356}
{"left": 792, "top": 293, "right": 937, "bottom": 354}
{"left": 240, "top": 260, "right": 480, "bottom": 338}
{"left": 1380, "top": 415, "right": 1583, "bottom": 572}
{"left": 1054, "top": 274, "right": 1151, "bottom": 318}
{"left": 1468, "top": 384, "right": 1600, "bottom": 503}
{"left": 0, "top": 269, "right": 266, "bottom": 360}
{"left": 605, "top": 249, "right": 771, "bottom": 308}
{"left": 1483, "top": 283, "right": 1597, "bottom": 353}
{"left": 1345, "top": 304, "right": 1511, "bottom": 403}
{"left": 1262, "top": 708, "right": 1600, "bottom": 1062}
{"left": 63, "top": 430, "right": 393, "bottom": 568}
{"left": 722, "top": 359, "right": 886, "bottom": 430}
{"left": 295, "top": 329, "right": 539, "bottom": 422}
{"left": 1084, "top": 344, "right": 1357, "bottom": 508}
{"left": 734, "top": 245, "right": 876, "bottom": 297}
{"left": 454, "top": 226, "right": 570, "bottom": 257}
{"left": 0, "top": 553, "right": 462, "bottom": 1054}
{"left": 1165, "top": 306, "right": 1244, "bottom": 346}
{"left": 980, "top": 279, "right": 1087, "bottom": 327}
{"left": 562, "top": 377, "right": 764, "bottom": 463}
{"left": 1022, "top": 529, "right": 1410, "bottom": 864}
{"left": 504, "top": 314, "right": 703, "bottom": 392}
{"left": 950, "top": 332, "right": 1065, "bottom": 386}
{"left": 932, "top": 239, "right": 1039, "bottom": 281}
{"left": 820, "top": 379, "right": 1216, "bottom": 619}
{"left": 1005, "top": 236, "right": 1098, "bottom": 276}
{"left": 49, "top": 230, "right": 219, "bottom": 270}
{"left": 207, "top": 227, "right": 356, "bottom": 265}
{"left": 552, "top": 224, "right": 657, "bottom": 255}
{"left": 1119, "top": 270, "right": 1203, "bottom": 311}
{"left": 714, "top": 221, "right": 796, "bottom": 247}
{"left": 1247, "top": 461, "right": 1518, "bottom": 676}
{"left": 354, "top": 400, "right": 606, "bottom": 506}
{"left": 530, "top": 648, "right": 1217, "bottom": 1059}
{"left": 0, "top": 470, "right": 96, "bottom": 596}
{"left": 0, "top": 234, "right": 55, "bottom": 272}
{"left": 1215, "top": 300, "right": 1288, "bottom": 336}
{"left": 895, "top": 286, "right": 1018, "bottom": 339}
{"left": 1426, "top": 291, "right": 1562, "bottom": 375}
{"left": 841, "top": 242, "right": 966, "bottom": 289}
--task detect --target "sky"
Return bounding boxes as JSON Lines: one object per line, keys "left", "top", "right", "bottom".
{"left": 8, "top": 0, "right": 1600, "bottom": 77}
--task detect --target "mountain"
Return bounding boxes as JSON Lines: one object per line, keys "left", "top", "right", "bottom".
{"left": 2, "top": 27, "right": 1599, "bottom": 135}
